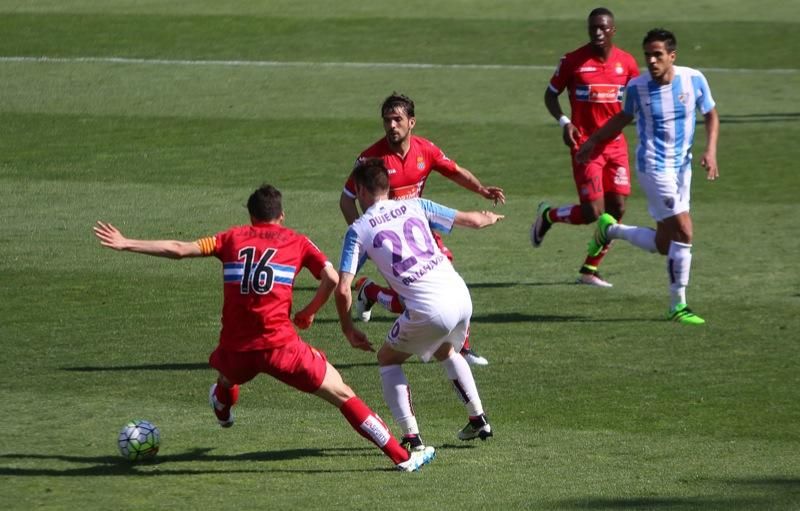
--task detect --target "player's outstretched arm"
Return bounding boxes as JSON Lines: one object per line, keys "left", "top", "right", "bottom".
{"left": 93, "top": 221, "right": 202, "bottom": 259}
{"left": 453, "top": 210, "right": 505, "bottom": 229}
{"left": 333, "top": 271, "right": 374, "bottom": 352}
{"left": 294, "top": 264, "right": 339, "bottom": 330}
{"left": 445, "top": 165, "right": 506, "bottom": 206}
{"left": 701, "top": 108, "right": 720, "bottom": 181}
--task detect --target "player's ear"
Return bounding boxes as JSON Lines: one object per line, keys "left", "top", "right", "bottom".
{"left": 408, "top": 116, "right": 416, "bottom": 130}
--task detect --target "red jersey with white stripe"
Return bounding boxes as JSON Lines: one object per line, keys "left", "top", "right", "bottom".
{"left": 343, "top": 135, "right": 458, "bottom": 200}
{"left": 208, "top": 223, "right": 329, "bottom": 352}
{"left": 549, "top": 44, "right": 639, "bottom": 144}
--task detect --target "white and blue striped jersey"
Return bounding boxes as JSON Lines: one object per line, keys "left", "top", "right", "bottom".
{"left": 340, "top": 198, "right": 467, "bottom": 311}
{"left": 623, "top": 66, "right": 715, "bottom": 173}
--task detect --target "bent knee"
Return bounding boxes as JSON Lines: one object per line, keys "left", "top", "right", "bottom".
{"left": 581, "top": 204, "right": 602, "bottom": 223}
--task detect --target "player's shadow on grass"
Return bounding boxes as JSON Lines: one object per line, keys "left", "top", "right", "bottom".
{"left": 556, "top": 476, "right": 800, "bottom": 509}
{"left": 61, "top": 362, "right": 210, "bottom": 372}
{"left": 0, "top": 446, "right": 387, "bottom": 476}
{"left": 467, "top": 281, "right": 573, "bottom": 289}
{"left": 471, "top": 312, "right": 663, "bottom": 323}
{"left": 62, "top": 361, "right": 379, "bottom": 372}
{"left": 316, "top": 312, "right": 661, "bottom": 324}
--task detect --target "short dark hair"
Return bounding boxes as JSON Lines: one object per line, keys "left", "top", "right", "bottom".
{"left": 352, "top": 158, "right": 390, "bottom": 195}
{"left": 247, "top": 184, "right": 283, "bottom": 221}
{"left": 588, "top": 7, "right": 614, "bottom": 19}
{"left": 381, "top": 92, "right": 415, "bottom": 118}
{"left": 643, "top": 28, "right": 677, "bottom": 53}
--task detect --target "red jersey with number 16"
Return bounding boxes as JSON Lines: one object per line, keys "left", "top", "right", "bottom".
{"left": 549, "top": 44, "right": 639, "bottom": 144}
{"left": 343, "top": 135, "right": 458, "bottom": 200}
{"left": 204, "top": 223, "right": 329, "bottom": 352}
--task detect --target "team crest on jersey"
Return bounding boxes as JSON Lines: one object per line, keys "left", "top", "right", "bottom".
{"left": 614, "top": 62, "right": 624, "bottom": 75}
{"left": 387, "top": 167, "right": 397, "bottom": 175}
{"left": 678, "top": 93, "right": 690, "bottom": 105}
{"left": 417, "top": 156, "right": 425, "bottom": 170}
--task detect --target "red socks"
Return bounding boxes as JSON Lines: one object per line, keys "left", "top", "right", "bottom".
{"left": 583, "top": 243, "right": 610, "bottom": 270}
{"left": 214, "top": 381, "right": 239, "bottom": 407}
{"left": 364, "top": 282, "right": 405, "bottom": 313}
{"left": 547, "top": 204, "right": 586, "bottom": 225}
{"left": 340, "top": 396, "right": 409, "bottom": 465}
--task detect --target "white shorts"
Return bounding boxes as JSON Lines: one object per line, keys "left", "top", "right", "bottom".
{"left": 385, "top": 293, "right": 472, "bottom": 362}
{"left": 637, "top": 168, "right": 692, "bottom": 222}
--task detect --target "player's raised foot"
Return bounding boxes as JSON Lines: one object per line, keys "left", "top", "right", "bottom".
{"left": 400, "top": 434, "right": 426, "bottom": 452}
{"left": 457, "top": 414, "right": 493, "bottom": 441}
{"left": 576, "top": 266, "right": 613, "bottom": 288}
{"left": 530, "top": 201, "right": 552, "bottom": 248}
{"left": 396, "top": 446, "right": 435, "bottom": 472}
{"left": 209, "top": 383, "right": 234, "bottom": 428}
{"left": 460, "top": 347, "right": 489, "bottom": 366}
{"left": 587, "top": 213, "right": 617, "bottom": 256}
{"left": 354, "top": 277, "right": 375, "bottom": 322}
{"left": 668, "top": 304, "right": 706, "bottom": 325}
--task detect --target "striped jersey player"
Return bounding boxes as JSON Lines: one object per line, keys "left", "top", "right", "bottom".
{"left": 577, "top": 28, "right": 720, "bottom": 325}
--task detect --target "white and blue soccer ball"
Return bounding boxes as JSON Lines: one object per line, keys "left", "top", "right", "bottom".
{"left": 118, "top": 419, "right": 160, "bottom": 461}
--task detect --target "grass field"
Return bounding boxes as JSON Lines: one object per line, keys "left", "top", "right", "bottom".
{"left": 1, "top": 1, "right": 799, "bottom": 510}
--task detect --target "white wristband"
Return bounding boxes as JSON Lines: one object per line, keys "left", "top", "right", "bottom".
{"left": 558, "top": 115, "right": 571, "bottom": 128}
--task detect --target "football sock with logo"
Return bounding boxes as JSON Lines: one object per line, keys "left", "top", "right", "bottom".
{"left": 377, "top": 290, "right": 404, "bottom": 313}
{"left": 440, "top": 352, "right": 484, "bottom": 417}
{"left": 547, "top": 204, "right": 586, "bottom": 225}
{"left": 340, "top": 396, "right": 409, "bottom": 465}
{"left": 609, "top": 224, "right": 658, "bottom": 253}
{"left": 667, "top": 241, "right": 692, "bottom": 309}
{"left": 379, "top": 365, "right": 419, "bottom": 436}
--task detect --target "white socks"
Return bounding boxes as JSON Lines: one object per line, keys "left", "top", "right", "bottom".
{"left": 608, "top": 224, "right": 658, "bottom": 253}
{"left": 380, "top": 353, "right": 485, "bottom": 435}
{"left": 379, "top": 365, "right": 418, "bottom": 436}
{"left": 440, "top": 352, "right": 484, "bottom": 417}
{"left": 668, "top": 241, "right": 692, "bottom": 309}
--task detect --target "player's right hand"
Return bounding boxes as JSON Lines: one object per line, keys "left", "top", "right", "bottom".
{"left": 345, "top": 328, "right": 374, "bottom": 352}
{"left": 93, "top": 221, "right": 127, "bottom": 250}
{"left": 563, "top": 124, "right": 580, "bottom": 149}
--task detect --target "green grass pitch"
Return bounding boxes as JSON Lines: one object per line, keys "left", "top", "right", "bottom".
{"left": 1, "top": 1, "right": 798, "bottom": 509}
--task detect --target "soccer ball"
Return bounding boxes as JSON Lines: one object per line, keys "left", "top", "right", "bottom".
{"left": 117, "top": 419, "right": 160, "bottom": 461}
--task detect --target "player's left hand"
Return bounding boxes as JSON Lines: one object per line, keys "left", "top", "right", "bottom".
{"left": 345, "top": 328, "right": 374, "bottom": 352}
{"left": 483, "top": 186, "right": 506, "bottom": 206}
{"left": 701, "top": 152, "right": 719, "bottom": 181}
{"left": 293, "top": 310, "right": 314, "bottom": 330}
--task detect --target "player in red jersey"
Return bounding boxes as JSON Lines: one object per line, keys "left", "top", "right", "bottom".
{"left": 93, "top": 184, "right": 434, "bottom": 472}
{"left": 340, "top": 92, "right": 505, "bottom": 366}
{"left": 532, "top": 7, "right": 639, "bottom": 287}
